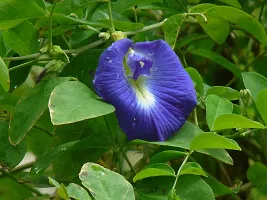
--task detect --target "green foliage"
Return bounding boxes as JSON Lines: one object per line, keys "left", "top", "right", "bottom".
{"left": 48, "top": 81, "right": 115, "bottom": 125}
{"left": 80, "top": 162, "right": 135, "bottom": 200}
{"left": 133, "top": 163, "right": 176, "bottom": 182}
{"left": 2, "top": 21, "right": 39, "bottom": 56}
{"left": 0, "top": 0, "right": 267, "bottom": 199}
{"left": 0, "top": 57, "right": 9, "bottom": 91}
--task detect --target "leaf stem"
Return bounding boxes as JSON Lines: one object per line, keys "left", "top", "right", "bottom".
{"left": 217, "top": 161, "right": 232, "bottom": 185}
{"left": 64, "top": 38, "right": 105, "bottom": 54}
{"left": 79, "top": 25, "right": 101, "bottom": 34}
{"left": 3, "top": 53, "right": 41, "bottom": 61}
{"left": 194, "top": 108, "right": 199, "bottom": 127}
{"left": 124, "top": 19, "right": 166, "bottom": 35}
{"left": 171, "top": 151, "right": 192, "bottom": 191}
{"left": 8, "top": 60, "right": 37, "bottom": 72}
{"left": 185, "top": 13, "right": 207, "bottom": 23}
{"left": 133, "top": 7, "right": 138, "bottom": 23}
{"left": 8, "top": 59, "right": 50, "bottom": 72}
{"left": 0, "top": 168, "right": 42, "bottom": 196}
{"left": 226, "top": 127, "right": 267, "bottom": 139}
{"left": 108, "top": 0, "right": 115, "bottom": 33}
{"left": 48, "top": 0, "right": 58, "bottom": 52}
{"left": 61, "top": 34, "right": 72, "bottom": 49}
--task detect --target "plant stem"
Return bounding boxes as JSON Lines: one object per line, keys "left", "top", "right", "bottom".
{"left": 61, "top": 34, "right": 72, "bottom": 49}
{"left": 133, "top": 7, "right": 138, "bottom": 23}
{"left": 8, "top": 59, "right": 51, "bottom": 72}
{"left": 0, "top": 168, "right": 42, "bottom": 196}
{"left": 80, "top": 25, "right": 101, "bottom": 34}
{"left": 171, "top": 151, "right": 192, "bottom": 191}
{"left": 8, "top": 60, "right": 37, "bottom": 72}
{"left": 124, "top": 19, "right": 166, "bottom": 35}
{"left": 121, "top": 148, "right": 137, "bottom": 174}
{"left": 108, "top": 0, "right": 115, "bottom": 32}
{"left": 226, "top": 127, "right": 267, "bottom": 139}
{"left": 48, "top": 0, "right": 58, "bottom": 52}
{"left": 185, "top": 13, "right": 207, "bottom": 23}
{"left": 4, "top": 39, "right": 106, "bottom": 62}
{"left": 3, "top": 53, "right": 41, "bottom": 61}
{"left": 217, "top": 161, "right": 232, "bottom": 185}
{"left": 194, "top": 108, "right": 199, "bottom": 127}
{"left": 64, "top": 38, "right": 105, "bottom": 54}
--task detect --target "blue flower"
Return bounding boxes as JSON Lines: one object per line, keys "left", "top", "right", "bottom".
{"left": 93, "top": 39, "right": 197, "bottom": 141}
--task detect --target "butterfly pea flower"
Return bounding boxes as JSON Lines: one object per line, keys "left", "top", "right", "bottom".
{"left": 93, "top": 39, "right": 197, "bottom": 141}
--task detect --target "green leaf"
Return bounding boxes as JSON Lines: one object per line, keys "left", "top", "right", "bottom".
{"left": 61, "top": 49, "right": 103, "bottom": 86}
{"left": 176, "top": 33, "right": 208, "bottom": 48}
{"left": 9, "top": 77, "right": 70, "bottom": 145}
{"left": 37, "top": 13, "right": 106, "bottom": 28}
{"left": 113, "top": 0, "right": 162, "bottom": 13}
{"left": 199, "top": 149, "right": 233, "bottom": 165}
{"left": 133, "top": 122, "right": 234, "bottom": 164}
{"left": 100, "top": 20, "right": 144, "bottom": 31}
{"left": 163, "top": 14, "right": 185, "bottom": 49}
{"left": 169, "top": 189, "right": 181, "bottom": 200}
{"left": 199, "top": 14, "right": 229, "bottom": 44}
{"left": 190, "top": 3, "right": 229, "bottom": 44}
{"left": 0, "top": 175, "right": 33, "bottom": 199}
{"left": 0, "top": 0, "right": 46, "bottom": 29}
{"left": 51, "top": 118, "right": 113, "bottom": 181}
{"left": 48, "top": 81, "right": 115, "bottom": 125}
{"left": 31, "top": 141, "right": 79, "bottom": 177}
{"left": 247, "top": 162, "right": 267, "bottom": 187}
{"left": 242, "top": 72, "right": 267, "bottom": 100}
{"left": 0, "top": 57, "right": 9, "bottom": 91}
{"left": 233, "top": 104, "right": 243, "bottom": 115}
{"left": 26, "top": 125, "right": 52, "bottom": 158}
{"left": 190, "top": 132, "right": 241, "bottom": 150}
{"left": 2, "top": 21, "right": 39, "bottom": 56}
{"left": 176, "top": 175, "right": 215, "bottom": 200}
{"left": 48, "top": 177, "right": 61, "bottom": 188}
{"left": 149, "top": 150, "right": 186, "bottom": 165}
{"left": 189, "top": 49, "right": 241, "bottom": 77}
{"left": 256, "top": 90, "right": 267, "bottom": 124}
{"left": 135, "top": 177, "right": 174, "bottom": 200}
{"left": 50, "top": 0, "right": 98, "bottom": 14}
{"left": 216, "top": 0, "right": 241, "bottom": 8}
{"left": 206, "top": 94, "right": 233, "bottom": 131}
{"left": 204, "top": 175, "right": 233, "bottom": 197}
{"left": 79, "top": 162, "right": 135, "bottom": 200}
{"left": 0, "top": 120, "right": 26, "bottom": 169}
{"left": 205, "top": 6, "right": 267, "bottom": 45}
{"left": 66, "top": 183, "right": 91, "bottom": 200}
{"left": 213, "top": 114, "right": 264, "bottom": 131}
{"left": 57, "top": 184, "right": 69, "bottom": 200}
{"left": 206, "top": 86, "right": 240, "bottom": 101}
{"left": 189, "top": 3, "right": 216, "bottom": 13}
{"left": 133, "top": 163, "right": 175, "bottom": 183}
{"left": 180, "top": 162, "right": 207, "bottom": 177}
{"left": 186, "top": 67, "right": 204, "bottom": 96}
{"left": 0, "top": 33, "right": 7, "bottom": 57}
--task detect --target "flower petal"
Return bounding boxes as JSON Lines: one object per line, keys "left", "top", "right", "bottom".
{"left": 93, "top": 39, "right": 197, "bottom": 141}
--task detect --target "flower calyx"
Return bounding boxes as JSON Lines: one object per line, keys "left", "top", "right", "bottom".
{"left": 111, "top": 31, "right": 127, "bottom": 41}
